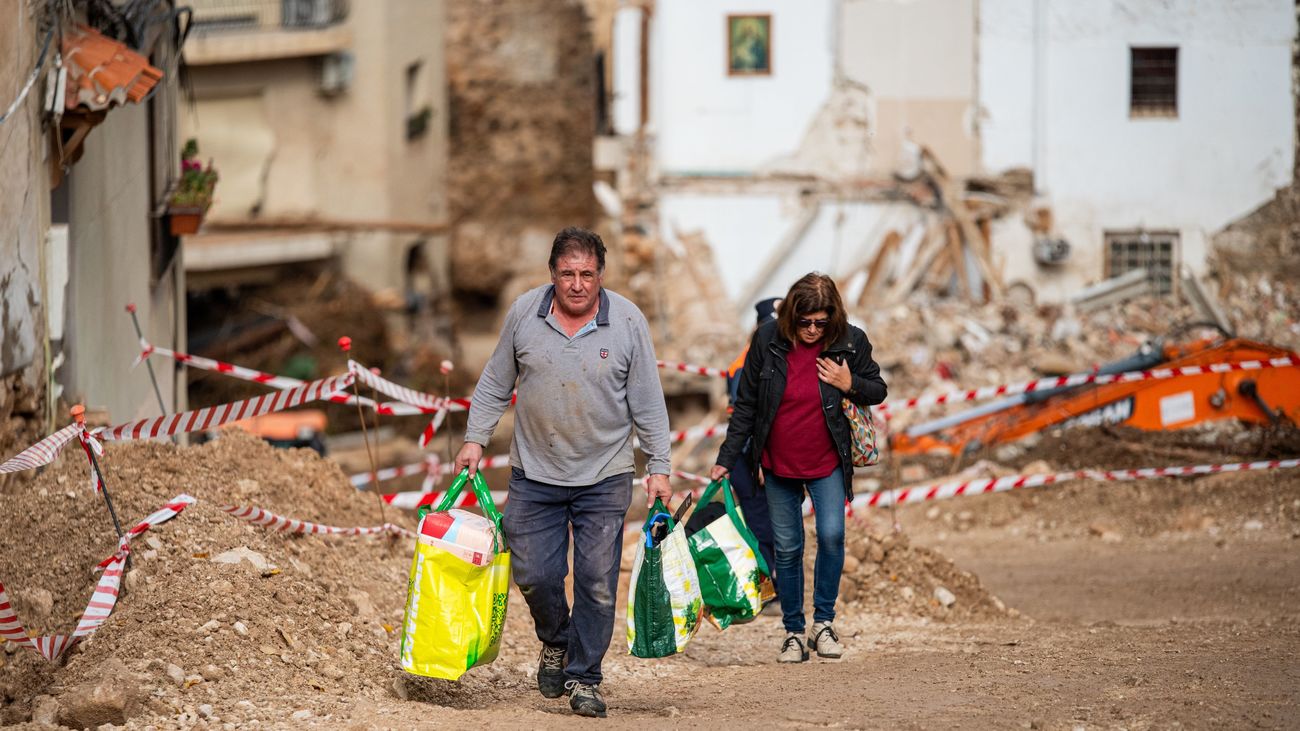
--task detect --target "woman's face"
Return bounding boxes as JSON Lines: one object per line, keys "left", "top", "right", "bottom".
{"left": 795, "top": 309, "right": 829, "bottom": 345}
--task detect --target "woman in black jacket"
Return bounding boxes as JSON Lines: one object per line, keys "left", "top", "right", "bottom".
{"left": 712, "top": 273, "right": 887, "bottom": 663}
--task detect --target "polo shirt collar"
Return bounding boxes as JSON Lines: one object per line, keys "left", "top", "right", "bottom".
{"left": 537, "top": 285, "right": 610, "bottom": 326}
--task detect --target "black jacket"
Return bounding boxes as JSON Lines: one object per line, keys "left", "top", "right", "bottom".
{"left": 716, "top": 320, "right": 887, "bottom": 497}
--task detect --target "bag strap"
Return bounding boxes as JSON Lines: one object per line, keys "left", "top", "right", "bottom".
{"left": 424, "top": 468, "right": 507, "bottom": 552}
{"left": 698, "top": 476, "right": 771, "bottom": 577}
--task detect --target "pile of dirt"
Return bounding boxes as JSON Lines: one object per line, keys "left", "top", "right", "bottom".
{"left": 0, "top": 430, "right": 417, "bottom": 728}
{"left": 835, "top": 521, "right": 1012, "bottom": 622}
{"left": 1, "top": 427, "right": 1014, "bottom": 726}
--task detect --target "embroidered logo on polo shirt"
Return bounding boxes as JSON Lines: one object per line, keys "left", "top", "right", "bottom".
{"left": 599, "top": 348, "right": 609, "bottom": 359}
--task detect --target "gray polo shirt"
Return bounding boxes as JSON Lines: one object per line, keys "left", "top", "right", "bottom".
{"left": 464, "top": 285, "right": 672, "bottom": 487}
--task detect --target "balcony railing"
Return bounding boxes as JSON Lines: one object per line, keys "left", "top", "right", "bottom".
{"left": 189, "top": 0, "right": 349, "bottom": 33}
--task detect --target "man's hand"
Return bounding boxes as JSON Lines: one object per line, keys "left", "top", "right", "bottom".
{"left": 644, "top": 473, "right": 672, "bottom": 509}
{"left": 710, "top": 464, "right": 729, "bottom": 481}
{"left": 454, "top": 441, "right": 484, "bottom": 477}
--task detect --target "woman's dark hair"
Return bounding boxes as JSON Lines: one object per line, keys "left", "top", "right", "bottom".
{"left": 548, "top": 227, "right": 607, "bottom": 274}
{"left": 776, "top": 272, "right": 848, "bottom": 347}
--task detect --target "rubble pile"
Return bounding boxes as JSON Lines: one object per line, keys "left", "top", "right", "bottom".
{"left": 857, "top": 284, "right": 1298, "bottom": 437}
{"left": 832, "top": 522, "right": 1012, "bottom": 622}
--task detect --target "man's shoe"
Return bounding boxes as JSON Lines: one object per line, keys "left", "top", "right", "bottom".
{"left": 565, "top": 680, "right": 607, "bottom": 718}
{"left": 808, "top": 622, "right": 844, "bottom": 658}
{"left": 537, "top": 644, "right": 567, "bottom": 698}
{"left": 777, "top": 632, "right": 808, "bottom": 663}
{"left": 760, "top": 599, "right": 782, "bottom": 617}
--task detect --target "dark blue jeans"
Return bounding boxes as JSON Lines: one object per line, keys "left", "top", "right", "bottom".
{"left": 764, "top": 468, "right": 845, "bottom": 634}
{"left": 729, "top": 455, "right": 776, "bottom": 592}
{"left": 502, "top": 468, "right": 632, "bottom": 685}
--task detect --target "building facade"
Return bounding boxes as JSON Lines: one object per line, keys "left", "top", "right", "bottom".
{"left": 179, "top": 0, "right": 451, "bottom": 306}
{"left": 607, "top": 0, "right": 1295, "bottom": 314}
{"left": 0, "top": 1, "right": 187, "bottom": 446}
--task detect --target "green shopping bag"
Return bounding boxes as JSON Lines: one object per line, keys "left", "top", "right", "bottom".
{"left": 686, "top": 478, "right": 772, "bottom": 629}
{"left": 400, "top": 469, "right": 510, "bottom": 680}
{"left": 627, "top": 497, "right": 703, "bottom": 658}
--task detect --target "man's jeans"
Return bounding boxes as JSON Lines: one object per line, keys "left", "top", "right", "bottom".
{"left": 764, "top": 468, "right": 845, "bottom": 634}
{"left": 502, "top": 467, "right": 632, "bottom": 685}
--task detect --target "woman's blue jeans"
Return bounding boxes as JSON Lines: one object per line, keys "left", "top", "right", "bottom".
{"left": 763, "top": 468, "right": 845, "bottom": 634}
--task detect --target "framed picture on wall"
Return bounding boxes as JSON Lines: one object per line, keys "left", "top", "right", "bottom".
{"left": 727, "top": 14, "right": 771, "bottom": 76}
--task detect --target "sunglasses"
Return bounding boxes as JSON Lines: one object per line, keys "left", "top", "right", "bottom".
{"left": 796, "top": 318, "right": 830, "bottom": 330}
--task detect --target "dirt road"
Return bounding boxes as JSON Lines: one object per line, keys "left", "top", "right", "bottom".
{"left": 2, "top": 433, "right": 1297, "bottom": 730}
{"left": 382, "top": 528, "right": 1299, "bottom": 730}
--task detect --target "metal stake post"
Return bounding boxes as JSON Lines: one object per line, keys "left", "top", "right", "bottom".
{"left": 125, "top": 304, "right": 168, "bottom": 415}
{"left": 72, "top": 405, "right": 131, "bottom": 569}
{"left": 339, "top": 337, "right": 388, "bottom": 527}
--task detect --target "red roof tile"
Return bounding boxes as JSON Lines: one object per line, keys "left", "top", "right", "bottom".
{"left": 62, "top": 25, "right": 163, "bottom": 112}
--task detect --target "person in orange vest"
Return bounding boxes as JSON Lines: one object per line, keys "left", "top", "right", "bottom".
{"left": 724, "top": 297, "right": 781, "bottom": 605}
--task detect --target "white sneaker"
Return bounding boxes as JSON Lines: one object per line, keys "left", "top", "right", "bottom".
{"left": 777, "top": 632, "right": 808, "bottom": 663}
{"left": 808, "top": 622, "right": 843, "bottom": 658}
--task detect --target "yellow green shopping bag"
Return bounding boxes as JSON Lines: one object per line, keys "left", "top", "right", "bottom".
{"left": 686, "top": 478, "right": 772, "bottom": 629}
{"left": 399, "top": 468, "right": 510, "bottom": 680}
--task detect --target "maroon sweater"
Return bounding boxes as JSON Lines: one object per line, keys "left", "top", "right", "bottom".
{"left": 761, "top": 339, "right": 839, "bottom": 480}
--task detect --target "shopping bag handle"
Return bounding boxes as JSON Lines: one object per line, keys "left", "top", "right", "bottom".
{"left": 693, "top": 477, "right": 770, "bottom": 577}
{"left": 418, "top": 468, "right": 507, "bottom": 553}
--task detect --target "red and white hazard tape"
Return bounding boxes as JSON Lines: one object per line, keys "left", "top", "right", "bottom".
{"left": 417, "top": 406, "right": 449, "bottom": 449}
{"left": 874, "top": 357, "right": 1297, "bottom": 415}
{"left": 351, "top": 454, "right": 512, "bottom": 489}
{"left": 0, "top": 423, "right": 81, "bottom": 474}
{"left": 348, "top": 360, "right": 443, "bottom": 411}
{"left": 217, "top": 503, "right": 416, "bottom": 539}
{"left": 669, "top": 423, "right": 728, "bottom": 443}
{"left": 657, "top": 360, "right": 729, "bottom": 378}
{"left": 137, "top": 340, "right": 373, "bottom": 408}
{"left": 93, "top": 373, "right": 354, "bottom": 442}
{"left": 0, "top": 494, "right": 193, "bottom": 662}
{"left": 853, "top": 458, "right": 1300, "bottom": 509}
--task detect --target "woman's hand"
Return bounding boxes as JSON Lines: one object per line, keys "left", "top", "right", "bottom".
{"left": 816, "top": 357, "right": 853, "bottom": 393}
{"left": 710, "top": 464, "right": 730, "bottom": 481}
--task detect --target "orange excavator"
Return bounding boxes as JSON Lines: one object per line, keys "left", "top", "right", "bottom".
{"left": 890, "top": 328, "right": 1300, "bottom": 457}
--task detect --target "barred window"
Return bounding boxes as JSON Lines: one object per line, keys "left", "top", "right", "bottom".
{"left": 1130, "top": 47, "right": 1178, "bottom": 117}
{"left": 1105, "top": 231, "right": 1178, "bottom": 295}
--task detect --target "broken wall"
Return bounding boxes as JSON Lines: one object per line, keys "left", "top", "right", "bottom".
{"left": 446, "top": 0, "right": 597, "bottom": 297}
{"left": 837, "top": 0, "right": 977, "bottom": 179}
{"left": 979, "top": 0, "right": 1295, "bottom": 299}
{"left": 0, "top": 0, "right": 49, "bottom": 453}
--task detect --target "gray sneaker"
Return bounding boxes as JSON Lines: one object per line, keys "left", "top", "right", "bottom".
{"left": 808, "top": 622, "right": 844, "bottom": 658}
{"left": 537, "top": 644, "right": 566, "bottom": 698}
{"left": 565, "top": 680, "right": 607, "bottom": 718}
{"left": 777, "top": 632, "right": 808, "bottom": 663}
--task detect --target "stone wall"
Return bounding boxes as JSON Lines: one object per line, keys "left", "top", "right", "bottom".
{"left": 446, "top": 0, "right": 597, "bottom": 297}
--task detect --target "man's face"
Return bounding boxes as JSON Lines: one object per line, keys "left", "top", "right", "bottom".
{"left": 550, "top": 250, "right": 602, "bottom": 319}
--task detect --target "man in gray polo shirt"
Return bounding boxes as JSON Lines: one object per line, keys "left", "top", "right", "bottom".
{"left": 455, "top": 227, "right": 672, "bottom": 718}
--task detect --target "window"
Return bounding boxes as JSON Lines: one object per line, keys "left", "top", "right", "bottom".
{"left": 405, "top": 60, "right": 432, "bottom": 141}
{"left": 1105, "top": 231, "right": 1178, "bottom": 295}
{"left": 1130, "top": 47, "right": 1177, "bottom": 117}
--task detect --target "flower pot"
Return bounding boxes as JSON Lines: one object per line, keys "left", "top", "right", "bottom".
{"left": 167, "top": 207, "right": 207, "bottom": 236}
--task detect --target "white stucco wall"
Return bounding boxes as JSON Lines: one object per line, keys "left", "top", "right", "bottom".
{"left": 980, "top": 0, "right": 1295, "bottom": 297}
{"left": 652, "top": 0, "right": 835, "bottom": 174}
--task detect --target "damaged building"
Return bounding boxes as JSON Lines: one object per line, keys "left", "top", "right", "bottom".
{"left": 0, "top": 0, "right": 187, "bottom": 448}
{"left": 598, "top": 0, "right": 1295, "bottom": 317}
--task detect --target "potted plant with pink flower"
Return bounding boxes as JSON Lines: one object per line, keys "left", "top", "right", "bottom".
{"left": 167, "top": 138, "right": 219, "bottom": 235}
